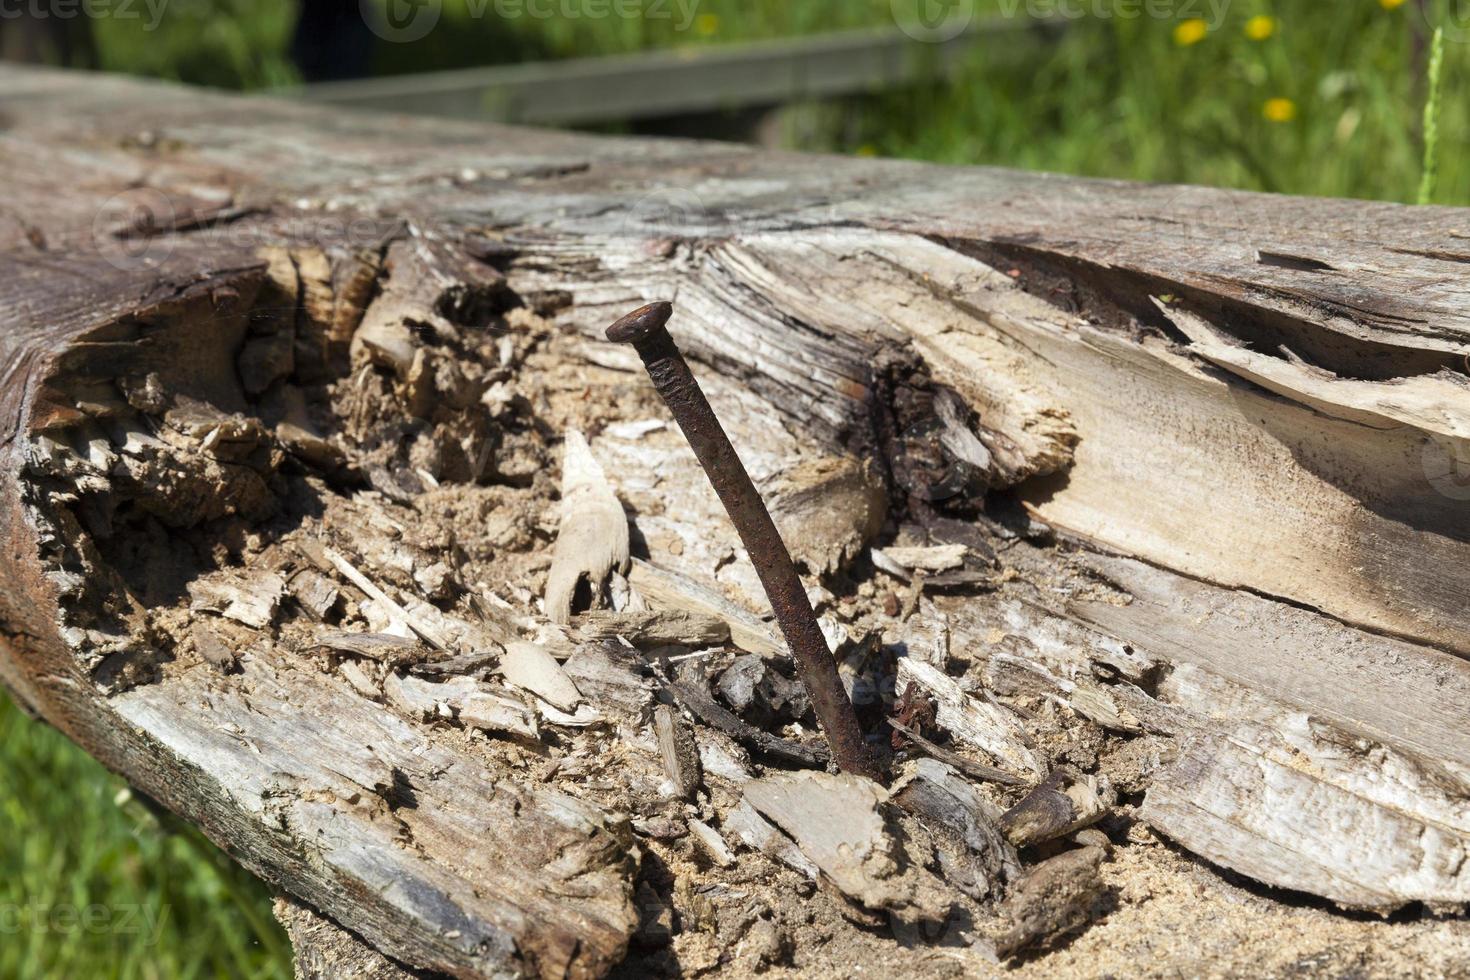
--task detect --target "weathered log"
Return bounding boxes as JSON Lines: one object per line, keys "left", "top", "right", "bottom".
{"left": 2, "top": 65, "right": 1469, "bottom": 976}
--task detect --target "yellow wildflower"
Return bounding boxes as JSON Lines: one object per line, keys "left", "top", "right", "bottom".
{"left": 1263, "top": 97, "right": 1298, "bottom": 122}
{"left": 1379, "top": 0, "right": 1407, "bottom": 9}
{"left": 1245, "top": 15, "right": 1277, "bottom": 40}
{"left": 694, "top": 13, "right": 719, "bottom": 36}
{"left": 1174, "top": 18, "right": 1208, "bottom": 45}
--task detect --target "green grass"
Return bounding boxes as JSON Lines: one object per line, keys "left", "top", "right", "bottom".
{"left": 7, "top": 2, "right": 1465, "bottom": 977}
{"left": 0, "top": 692, "right": 290, "bottom": 979}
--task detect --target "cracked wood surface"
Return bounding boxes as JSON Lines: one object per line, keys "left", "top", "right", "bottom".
{"left": 0, "top": 65, "right": 1468, "bottom": 974}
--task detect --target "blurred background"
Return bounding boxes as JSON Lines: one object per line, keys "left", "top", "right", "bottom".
{"left": 0, "top": 0, "right": 1461, "bottom": 976}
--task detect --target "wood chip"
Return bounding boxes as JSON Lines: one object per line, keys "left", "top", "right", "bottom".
{"left": 499, "top": 642, "right": 582, "bottom": 712}
{"left": 715, "top": 654, "right": 810, "bottom": 727}
{"left": 654, "top": 704, "right": 702, "bottom": 800}
{"left": 562, "top": 643, "right": 653, "bottom": 717}
{"left": 574, "top": 609, "right": 729, "bottom": 647}
{"left": 192, "top": 626, "right": 239, "bottom": 674}
{"left": 288, "top": 569, "right": 341, "bottom": 621}
{"left": 337, "top": 660, "right": 380, "bottom": 700}
{"left": 459, "top": 690, "right": 540, "bottom": 741}
{"left": 723, "top": 799, "right": 818, "bottom": 880}
{"left": 992, "top": 845, "right": 1107, "bottom": 958}
{"left": 896, "top": 658, "right": 1043, "bottom": 777}
{"left": 688, "top": 819, "right": 736, "bottom": 868}
{"left": 187, "top": 573, "right": 284, "bottom": 629}
{"left": 409, "top": 649, "right": 499, "bottom": 680}
{"left": 872, "top": 544, "right": 968, "bottom": 577}
{"left": 309, "top": 631, "right": 432, "bottom": 667}
{"left": 743, "top": 771, "right": 911, "bottom": 910}
{"left": 383, "top": 673, "right": 479, "bottom": 722}
{"left": 999, "top": 766, "right": 1113, "bottom": 848}
{"left": 628, "top": 559, "right": 781, "bottom": 658}
{"left": 319, "top": 545, "right": 449, "bottom": 650}
{"left": 667, "top": 680, "right": 827, "bottom": 769}
{"left": 890, "top": 758, "right": 1019, "bottom": 901}
{"left": 545, "top": 429, "right": 629, "bottom": 624}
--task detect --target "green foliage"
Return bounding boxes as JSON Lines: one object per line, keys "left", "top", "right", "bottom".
{"left": 1419, "top": 25, "right": 1445, "bottom": 204}
{"left": 0, "top": 692, "right": 290, "bottom": 979}
{"left": 842, "top": 1, "right": 1462, "bottom": 202}
{"left": 91, "top": 0, "right": 298, "bottom": 89}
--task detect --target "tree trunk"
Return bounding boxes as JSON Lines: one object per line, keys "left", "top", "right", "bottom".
{"left": 1, "top": 66, "right": 1467, "bottom": 976}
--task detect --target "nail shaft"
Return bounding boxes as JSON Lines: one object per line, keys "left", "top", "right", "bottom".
{"left": 606, "top": 301, "right": 879, "bottom": 782}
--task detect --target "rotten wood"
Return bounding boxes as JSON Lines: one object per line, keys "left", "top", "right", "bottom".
{"left": 0, "top": 65, "right": 1467, "bottom": 978}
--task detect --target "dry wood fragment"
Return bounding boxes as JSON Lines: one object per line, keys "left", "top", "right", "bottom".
{"left": 534, "top": 700, "right": 604, "bottom": 728}
{"left": 409, "top": 649, "right": 498, "bottom": 680}
{"left": 319, "top": 545, "right": 449, "bottom": 650}
{"left": 991, "top": 845, "right": 1107, "bottom": 958}
{"left": 187, "top": 573, "right": 284, "bottom": 629}
{"left": 715, "top": 654, "right": 811, "bottom": 728}
{"left": 723, "top": 799, "right": 819, "bottom": 880}
{"left": 1142, "top": 731, "right": 1470, "bottom": 911}
{"left": 627, "top": 559, "right": 781, "bottom": 658}
{"left": 896, "top": 658, "right": 1042, "bottom": 777}
{"left": 697, "top": 732, "right": 755, "bottom": 785}
{"left": 309, "top": 631, "right": 433, "bottom": 667}
{"left": 666, "top": 679, "right": 827, "bottom": 769}
{"left": 545, "top": 429, "right": 629, "bottom": 624}
{"left": 499, "top": 641, "right": 583, "bottom": 712}
{"left": 887, "top": 719, "right": 1025, "bottom": 787}
{"left": 459, "top": 690, "right": 540, "bottom": 741}
{"left": 985, "top": 652, "right": 1144, "bottom": 734}
{"left": 688, "top": 818, "right": 736, "bottom": 868}
{"left": 191, "top": 626, "right": 239, "bottom": 674}
{"left": 113, "top": 659, "right": 638, "bottom": 978}
{"left": 871, "top": 544, "right": 968, "bottom": 578}
{"left": 561, "top": 643, "right": 652, "bottom": 717}
{"left": 999, "top": 766, "right": 1113, "bottom": 849}
{"left": 336, "top": 660, "right": 380, "bottom": 701}
{"left": 653, "top": 704, "right": 702, "bottom": 800}
{"left": 383, "top": 671, "right": 469, "bottom": 721}
{"left": 744, "top": 771, "right": 911, "bottom": 910}
{"left": 574, "top": 609, "right": 730, "bottom": 647}
{"left": 287, "top": 569, "right": 341, "bottom": 622}
{"left": 890, "top": 759, "right": 1020, "bottom": 901}
{"left": 766, "top": 455, "right": 886, "bottom": 576}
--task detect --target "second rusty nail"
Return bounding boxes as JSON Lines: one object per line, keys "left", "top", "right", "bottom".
{"left": 606, "top": 300, "right": 880, "bottom": 782}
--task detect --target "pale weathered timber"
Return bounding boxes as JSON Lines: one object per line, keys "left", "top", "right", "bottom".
{"left": 1, "top": 65, "right": 1469, "bottom": 978}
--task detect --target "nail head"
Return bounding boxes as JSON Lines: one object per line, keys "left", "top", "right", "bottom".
{"left": 605, "top": 301, "right": 673, "bottom": 344}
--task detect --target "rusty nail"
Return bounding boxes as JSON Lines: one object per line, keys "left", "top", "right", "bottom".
{"left": 606, "top": 301, "right": 880, "bottom": 782}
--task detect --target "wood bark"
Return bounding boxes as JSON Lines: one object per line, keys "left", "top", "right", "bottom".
{"left": 1, "top": 66, "right": 1468, "bottom": 975}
